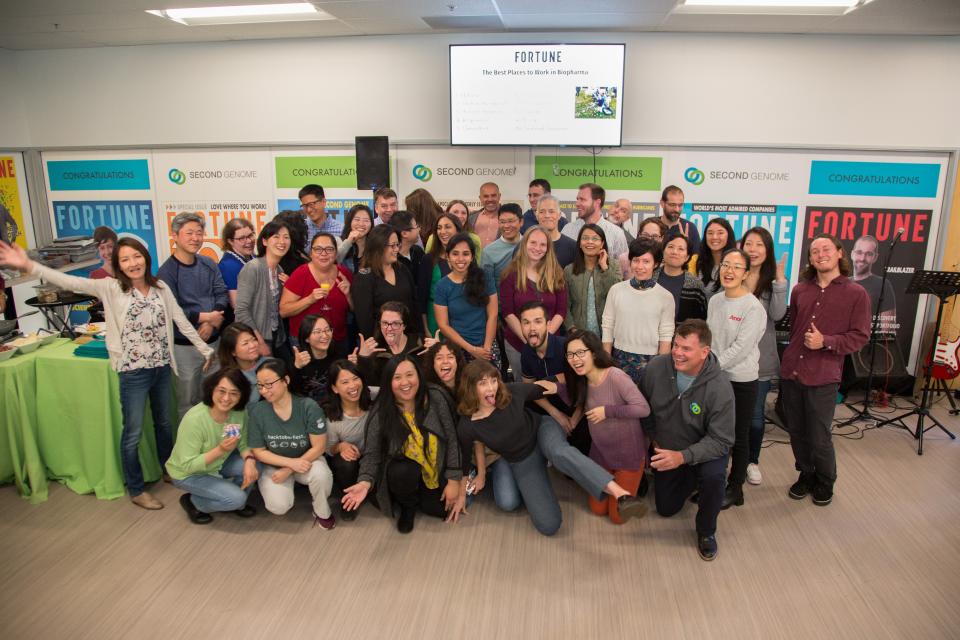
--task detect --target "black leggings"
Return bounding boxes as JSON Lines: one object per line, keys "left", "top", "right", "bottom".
{"left": 386, "top": 458, "right": 447, "bottom": 518}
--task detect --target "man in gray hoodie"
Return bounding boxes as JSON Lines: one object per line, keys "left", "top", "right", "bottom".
{"left": 642, "top": 319, "right": 735, "bottom": 561}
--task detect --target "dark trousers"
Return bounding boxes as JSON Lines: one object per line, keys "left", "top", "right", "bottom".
{"left": 653, "top": 455, "right": 728, "bottom": 537}
{"left": 327, "top": 454, "right": 360, "bottom": 493}
{"left": 728, "top": 380, "right": 759, "bottom": 488}
{"left": 386, "top": 458, "right": 447, "bottom": 518}
{"left": 780, "top": 379, "right": 839, "bottom": 486}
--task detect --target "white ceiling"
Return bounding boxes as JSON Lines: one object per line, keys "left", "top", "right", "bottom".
{"left": 0, "top": 0, "right": 957, "bottom": 50}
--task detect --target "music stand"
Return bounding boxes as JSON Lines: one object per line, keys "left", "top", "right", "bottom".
{"left": 872, "top": 270, "right": 960, "bottom": 455}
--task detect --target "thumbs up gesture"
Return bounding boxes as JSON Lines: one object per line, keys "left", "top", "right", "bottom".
{"left": 292, "top": 346, "right": 311, "bottom": 369}
{"left": 804, "top": 322, "right": 824, "bottom": 350}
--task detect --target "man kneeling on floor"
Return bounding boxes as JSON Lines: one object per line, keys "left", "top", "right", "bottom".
{"left": 641, "top": 319, "right": 734, "bottom": 561}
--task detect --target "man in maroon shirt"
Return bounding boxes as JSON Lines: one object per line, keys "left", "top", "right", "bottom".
{"left": 780, "top": 234, "right": 870, "bottom": 506}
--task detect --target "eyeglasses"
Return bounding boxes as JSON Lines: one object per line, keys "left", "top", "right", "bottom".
{"left": 300, "top": 200, "right": 323, "bottom": 211}
{"left": 580, "top": 236, "right": 602, "bottom": 245}
{"left": 386, "top": 242, "right": 400, "bottom": 250}
{"left": 565, "top": 349, "right": 590, "bottom": 361}
{"left": 380, "top": 321, "right": 404, "bottom": 329}
{"left": 311, "top": 327, "right": 333, "bottom": 336}
{"left": 232, "top": 233, "right": 255, "bottom": 242}
{"left": 214, "top": 387, "right": 241, "bottom": 398}
{"left": 719, "top": 262, "right": 747, "bottom": 272}
{"left": 311, "top": 246, "right": 336, "bottom": 255}
{"left": 639, "top": 233, "right": 663, "bottom": 241}
{"left": 404, "top": 225, "right": 420, "bottom": 233}
{"left": 255, "top": 377, "right": 284, "bottom": 391}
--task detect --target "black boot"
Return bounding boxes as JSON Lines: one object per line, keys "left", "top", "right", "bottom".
{"left": 720, "top": 484, "right": 744, "bottom": 510}
{"left": 397, "top": 506, "right": 416, "bottom": 533}
{"left": 788, "top": 471, "right": 817, "bottom": 500}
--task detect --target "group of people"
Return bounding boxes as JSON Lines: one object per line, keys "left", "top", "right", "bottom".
{"left": 0, "top": 177, "right": 871, "bottom": 561}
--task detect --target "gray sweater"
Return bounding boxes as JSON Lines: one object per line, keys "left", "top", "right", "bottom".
{"left": 706, "top": 292, "right": 767, "bottom": 383}
{"left": 235, "top": 257, "right": 283, "bottom": 341}
{"left": 756, "top": 281, "right": 788, "bottom": 381}
{"left": 641, "top": 353, "right": 734, "bottom": 465}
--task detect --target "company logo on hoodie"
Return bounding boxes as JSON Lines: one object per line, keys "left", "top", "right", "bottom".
{"left": 690, "top": 402, "right": 702, "bottom": 415}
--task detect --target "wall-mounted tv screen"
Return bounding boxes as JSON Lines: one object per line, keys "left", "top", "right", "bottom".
{"left": 450, "top": 43, "right": 625, "bottom": 147}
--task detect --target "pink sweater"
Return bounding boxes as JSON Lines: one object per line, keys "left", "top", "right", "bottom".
{"left": 558, "top": 367, "right": 650, "bottom": 471}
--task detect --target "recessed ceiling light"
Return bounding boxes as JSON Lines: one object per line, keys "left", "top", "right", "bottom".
{"left": 146, "top": 3, "right": 333, "bottom": 26}
{"left": 675, "top": 0, "right": 874, "bottom": 16}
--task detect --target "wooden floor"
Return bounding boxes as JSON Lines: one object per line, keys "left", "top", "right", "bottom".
{"left": 2, "top": 397, "right": 959, "bottom": 640}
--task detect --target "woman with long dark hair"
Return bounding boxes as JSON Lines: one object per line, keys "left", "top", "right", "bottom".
{"left": 695, "top": 218, "right": 737, "bottom": 298}
{"left": 421, "top": 213, "right": 463, "bottom": 336}
{"left": 350, "top": 301, "right": 436, "bottom": 386}
{"left": 706, "top": 248, "right": 766, "bottom": 509}
{"left": 351, "top": 225, "right": 418, "bottom": 339}
{"left": 342, "top": 355, "right": 464, "bottom": 533}
{"left": 236, "top": 218, "right": 292, "bottom": 359}
{"left": 322, "top": 359, "right": 373, "bottom": 521}
{"left": 0, "top": 238, "right": 214, "bottom": 511}
{"left": 434, "top": 233, "right": 500, "bottom": 368}
{"left": 558, "top": 330, "right": 650, "bottom": 524}
{"left": 337, "top": 204, "right": 374, "bottom": 274}
{"left": 564, "top": 223, "right": 620, "bottom": 333}
{"left": 248, "top": 358, "right": 335, "bottom": 529}
{"left": 291, "top": 314, "right": 344, "bottom": 404}
{"left": 405, "top": 188, "right": 445, "bottom": 246}
{"left": 739, "top": 227, "right": 788, "bottom": 485}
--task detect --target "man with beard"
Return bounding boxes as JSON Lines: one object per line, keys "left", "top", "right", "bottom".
{"left": 658, "top": 185, "right": 700, "bottom": 255}
{"left": 850, "top": 235, "right": 896, "bottom": 334}
{"left": 561, "top": 183, "right": 629, "bottom": 262}
{"left": 519, "top": 301, "right": 590, "bottom": 455}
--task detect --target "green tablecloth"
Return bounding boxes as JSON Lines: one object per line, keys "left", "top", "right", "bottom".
{"left": 0, "top": 340, "right": 61, "bottom": 503}
{"left": 34, "top": 341, "right": 166, "bottom": 500}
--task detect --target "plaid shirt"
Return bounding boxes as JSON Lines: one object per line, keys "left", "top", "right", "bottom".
{"left": 304, "top": 214, "right": 344, "bottom": 252}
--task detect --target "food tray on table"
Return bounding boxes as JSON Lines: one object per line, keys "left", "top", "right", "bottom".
{"left": 72, "top": 322, "right": 106, "bottom": 337}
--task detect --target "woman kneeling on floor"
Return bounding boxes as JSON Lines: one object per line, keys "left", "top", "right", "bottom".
{"left": 248, "top": 358, "right": 336, "bottom": 529}
{"left": 341, "top": 354, "right": 465, "bottom": 533}
{"left": 166, "top": 367, "right": 261, "bottom": 525}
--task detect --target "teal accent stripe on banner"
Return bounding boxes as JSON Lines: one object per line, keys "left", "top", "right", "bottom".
{"left": 808, "top": 161, "right": 939, "bottom": 198}
{"left": 48, "top": 159, "right": 151, "bottom": 191}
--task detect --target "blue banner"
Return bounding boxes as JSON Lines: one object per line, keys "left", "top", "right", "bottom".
{"left": 808, "top": 161, "right": 940, "bottom": 198}
{"left": 48, "top": 159, "right": 151, "bottom": 191}
{"left": 52, "top": 200, "right": 160, "bottom": 267}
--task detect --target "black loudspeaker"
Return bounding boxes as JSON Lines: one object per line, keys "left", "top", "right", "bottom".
{"left": 355, "top": 136, "right": 390, "bottom": 190}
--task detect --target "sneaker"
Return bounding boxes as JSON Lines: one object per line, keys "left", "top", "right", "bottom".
{"left": 616, "top": 495, "right": 648, "bottom": 522}
{"left": 788, "top": 472, "right": 816, "bottom": 500}
{"left": 313, "top": 512, "right": 336, "bottom": 530}
{"left": 131, "top": 491, "right": 164, "bottom": 510}
{"left": 812, "top": 482, "right": 833, "bottom": 506}
{"left": 397, "top": 506, "right": 416, "bottom": 534}
{"left": 178, "top": 493, "right": 211, "bottom": 524}
{"left": 697, "top": 534, "right": 718, "bottom": 561}
{"left": 746, "top": 463, "right": 762, "bottom": 486}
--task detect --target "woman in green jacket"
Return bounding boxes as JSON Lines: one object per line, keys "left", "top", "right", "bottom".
{"left": 563, "top": 224, "right": 621, "bottom": 333}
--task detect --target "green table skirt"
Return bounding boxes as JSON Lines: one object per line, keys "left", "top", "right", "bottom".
{"left": 34, "top": 341, "right": 166, "bottom": 500}
{"left": 0, "top": 340, "right": 59, "bottom": 503}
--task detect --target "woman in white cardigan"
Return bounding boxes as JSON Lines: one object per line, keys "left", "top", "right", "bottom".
{"left": 0, "top": 238, "right": 214, "bottom": 511}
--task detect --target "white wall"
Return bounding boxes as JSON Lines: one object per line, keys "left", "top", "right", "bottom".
{"left": 0, "top": 49, "right": 31, "bottom": 148}
{"left": 8, "top": 32, "right": 960, "bottom": 150}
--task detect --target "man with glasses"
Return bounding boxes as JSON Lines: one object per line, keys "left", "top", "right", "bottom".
{"left": 299, "top": 184, "right": 343, "bottom": 251}
{"left": 158, "top": 211, "right": 229, "bottom": 421}
{"left": 372, "top": 187, "right": 399, "bottom": 226}
{"left": 481, "top": 203, "right": 523, "bottom": 288}
{"left": 658, "top": 185, "right": 700, "bottom": 255}
{"left": 641, "top": 319, "right": 735, "bottom": 561}
{"left": 520, "top": 178, "right": 564, "bottom": 233}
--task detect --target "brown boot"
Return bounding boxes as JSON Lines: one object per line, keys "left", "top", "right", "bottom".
{"left": 131, "top": 491, "right": 164, "bottom": 510}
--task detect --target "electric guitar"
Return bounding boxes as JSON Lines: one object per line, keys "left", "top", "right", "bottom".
{"left": 931, "top": 334, "right": 960, "bottom": 380}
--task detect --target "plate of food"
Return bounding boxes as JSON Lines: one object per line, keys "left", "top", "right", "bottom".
{"left": 9, "top": 334, "right": 41, "bottom": 354}
{"left": 0, "top": 343, "right": 18, "bottom": 361}
{"left": 73, "top": 323, "right": 105, "bottom": 337}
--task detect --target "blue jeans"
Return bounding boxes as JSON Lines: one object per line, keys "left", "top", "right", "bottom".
{"left": 507, "top": 446, "right": 562, "bottom": 536}
{"left": 537, "top": 415, "right": 613, "bottom": 501}
{"left": 118, "top": 365, "right": 174, "bottom": 497}
{"left": 172, "top": 451, "right": 260, "bottom": 513}
{"left": 749, "top": 380, "right": 773, "bottom": 464}
{"left": 488, "top": 458, "right": 522, "bottom": 512}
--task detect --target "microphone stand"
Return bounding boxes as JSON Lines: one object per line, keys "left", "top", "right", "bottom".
{"left": 837, "top": 232, "right": 901, "bottom": 427}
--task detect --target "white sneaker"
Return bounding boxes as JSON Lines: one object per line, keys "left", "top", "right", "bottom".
{"left": 746, "top": 463, "right": 762, "bottom": 486}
